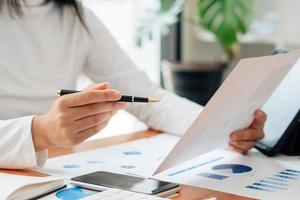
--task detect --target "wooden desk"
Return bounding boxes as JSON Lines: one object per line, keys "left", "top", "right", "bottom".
{"left": 1, "top": 130, "right": 253, "bottom": 200}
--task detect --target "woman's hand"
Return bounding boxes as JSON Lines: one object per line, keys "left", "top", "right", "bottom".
{"left": 229, "top": 109, "right": 267, "bottom": 154}
{"left": 32, "top": 82, "right": 128, "bottom": 151}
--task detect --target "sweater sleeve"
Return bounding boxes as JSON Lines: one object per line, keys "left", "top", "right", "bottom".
{"left": 82, "top": 8, "right": 203, "bottom": 136}
{"left": 0, "top": 116, "right": 47, "bottom": 169}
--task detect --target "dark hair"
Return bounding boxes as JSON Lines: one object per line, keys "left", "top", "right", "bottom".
{"left": 0, "top": 0, "right": 87, "bottom": 28}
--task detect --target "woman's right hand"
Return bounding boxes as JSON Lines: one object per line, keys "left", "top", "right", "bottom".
{"left": 31, "top": 83, "right": 128, "bottom": 151}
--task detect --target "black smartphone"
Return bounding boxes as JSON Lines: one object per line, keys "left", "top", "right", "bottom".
{"left": 70, "top": 171, "right": 180, "bottom": 197}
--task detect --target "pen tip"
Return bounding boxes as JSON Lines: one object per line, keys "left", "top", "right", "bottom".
{"left": 149, "top": 97, "right": 160, "bottom": 103}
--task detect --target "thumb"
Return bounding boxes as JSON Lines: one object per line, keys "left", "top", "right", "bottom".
{"left": 251, "top": 109, "right": 267, "bottom": 129}
{"left": 84, "top": 82, "right": 110, "bottom": 91}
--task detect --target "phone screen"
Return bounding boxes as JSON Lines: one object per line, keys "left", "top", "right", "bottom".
{"left": 259, "top": 59, "right": 300, "bottom": 149}
{"left": 71, "top": 171, "right": 178, "bottom": 195}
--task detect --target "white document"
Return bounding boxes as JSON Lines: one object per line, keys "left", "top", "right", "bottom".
{"left": 156, "top": 50, "right": 300, "bottom": 173}
{"left": 0, "top": 173, "right": 63, "bottom": 200}
{"left": 38, "top": 134, "right": 179, "bottom": 179}
{"left": 154, "top": 149, "right": 300, "bottom": 200}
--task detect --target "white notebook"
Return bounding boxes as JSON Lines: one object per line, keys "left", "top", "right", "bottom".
{"left": 0, "top": 173, "right": 65, "bottom": 200}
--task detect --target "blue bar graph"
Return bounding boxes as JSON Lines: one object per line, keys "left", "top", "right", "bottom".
{"left": 259, "top": 180, "right": 289, "bottom": 187}
{"left": 168, "top": 157, "right": 223, "bottom": 176}
{"left": 279, "top": 171, "right": 299, "bottom": 177}
{"left": 253, "top": 182, "right": 286, "bottom": 190}
{"left": 246, "top": 168, "right": 300, "bottom": 193}
{"left": 246, "top": 185, "right": 274, "bottom": 192}
{"left": 275, "top": 174, "right": 297, "bottom": 180}
{"left": 267, "top": 177, "right": 289, "bottom": 183}
{"left": 197, "top": 172, "right": 228, "bottom": 180}
{"left": 285, "top": 169, "right": 300, "bottom": 174}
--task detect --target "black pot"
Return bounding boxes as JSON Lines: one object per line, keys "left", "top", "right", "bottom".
{"left": 162, "top": 60, "right": 227, "bottom": 106}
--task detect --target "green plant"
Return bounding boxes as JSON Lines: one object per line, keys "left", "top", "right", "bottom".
{"left": 136, "top": 0, "right": 254, "bottom": 61}
{"left": 135, "top": 0, "right": 184, "bottom": 47}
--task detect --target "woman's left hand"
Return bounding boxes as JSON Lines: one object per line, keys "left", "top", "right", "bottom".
{"left": 229, "top": 109, "right": 267, "bottom": 154}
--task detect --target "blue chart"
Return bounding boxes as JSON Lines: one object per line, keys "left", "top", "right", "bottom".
{"left": 86, "top": 160, "right": 104, "bottom": 164}
{"left": 56, "top": 187, "right": 96, "bottom": 200}
{"left": 197, "top": 172, "right": 228, "bottom": 180}
{"left": 212, "top": 164, "right": 252, "bottom": 174}
{"left": 123, "top": 150, "right": 141, "bottom": 155}
{"left": 120, "top": 165, "right": 136, "bottom": 169}
{"left": 63, "top": 164, "right": 81, "bottom": 169}
{"left": 168, "top": 157, "right": 223, "bottom": 176}
{"left": 246, "top": 169, "right": 300, "bottom": 192}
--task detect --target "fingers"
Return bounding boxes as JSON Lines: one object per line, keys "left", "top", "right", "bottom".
{"left": 84, "top": 82, "right": 110, "bottom": 91}
{"left": 68, "top": 102, "right": 128, "bottom": 120}
{"left": 230, "top": 128, "right": 264, "bottom": 141}
{"left": 229, "top": 109, "right": 266, "bottom": 154}
{"left": 230, "top": 109, "right": 266, "bottom": 141}
{"left": 58, "top": 89, "right": 122, "bottom": 107}
{"left": 75, "top": 121, "right": 110, "bottom": 143}
{"left": 74, "top": 111, "right": 116, "bottom": 132}
{"left": 229, "top": 141, "right": 256, "bottom": 154}
{"left": 251, "top": 109, "right": 267, "bottom": 130}
{"left": 229, "top": 143, "right": 248, "bottom": 154}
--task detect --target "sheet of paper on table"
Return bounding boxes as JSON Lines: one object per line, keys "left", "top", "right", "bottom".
{"left": 156, "top": 49, "right": 300, "bottom": 174}
{"left": 37, "top": 134, "right": 179, "bottom": 179}
{"left": 154, "top": 149, "right": 300, "bottom": 200}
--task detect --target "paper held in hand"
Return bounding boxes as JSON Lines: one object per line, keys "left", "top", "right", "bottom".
{"left": 156, "top": 49, "right": 300, "bottom": 174}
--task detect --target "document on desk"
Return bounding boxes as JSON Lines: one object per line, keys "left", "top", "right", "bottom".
{"left": 154, "top": 149, "right": 300, "bottom": 200}
{"left": 37, "top": 134, "right": 179, "bottom": 179}
{"left": 156, "top": 49, "right": 300, "bottom": 174}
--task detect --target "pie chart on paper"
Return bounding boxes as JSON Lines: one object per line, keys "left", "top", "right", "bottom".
{"left": 212, "top": 164, "right": 252, "bottom": 174}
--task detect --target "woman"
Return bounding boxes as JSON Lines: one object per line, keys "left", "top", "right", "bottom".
{"left": 0, "top": 0, "right": 266, "bottom": 169}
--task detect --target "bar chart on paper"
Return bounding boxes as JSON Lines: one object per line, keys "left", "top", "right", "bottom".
{"left": 246, "top": 168, "right": 300, "bottom": 193}
{"left": 37, "top": 134, "right": 179, "bottom": 179}
{"left": 154, "top": 149, "right": 300, "bottom": 200}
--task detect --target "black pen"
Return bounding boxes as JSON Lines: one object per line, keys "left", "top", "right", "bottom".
{"left": 56, "top": 89, "right": 159, "bottom": 103}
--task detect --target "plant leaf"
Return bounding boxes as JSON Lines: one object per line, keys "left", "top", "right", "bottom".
{"left": 197, "top": 0, "right": 254, "bottom": 59}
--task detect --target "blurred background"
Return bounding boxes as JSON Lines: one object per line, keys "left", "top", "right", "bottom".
{"left": 78, "top": 0, "right": 300, "bottom": 139}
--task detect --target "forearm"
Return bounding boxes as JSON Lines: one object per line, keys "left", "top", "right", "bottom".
{"left": 0, "top": 116, "right": 47, "bottom": 169}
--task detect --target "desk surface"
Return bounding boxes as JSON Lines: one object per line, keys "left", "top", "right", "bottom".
{"left": 0, "top": 131, "right": 253, "bottom": 200}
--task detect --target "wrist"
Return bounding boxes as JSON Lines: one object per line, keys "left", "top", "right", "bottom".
{"left": 31, "top": 114, "right": 53, "bottom": 151}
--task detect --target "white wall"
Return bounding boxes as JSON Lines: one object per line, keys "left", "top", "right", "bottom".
{"left": 80, "top": 0, "right": 161, "bottom": 85}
